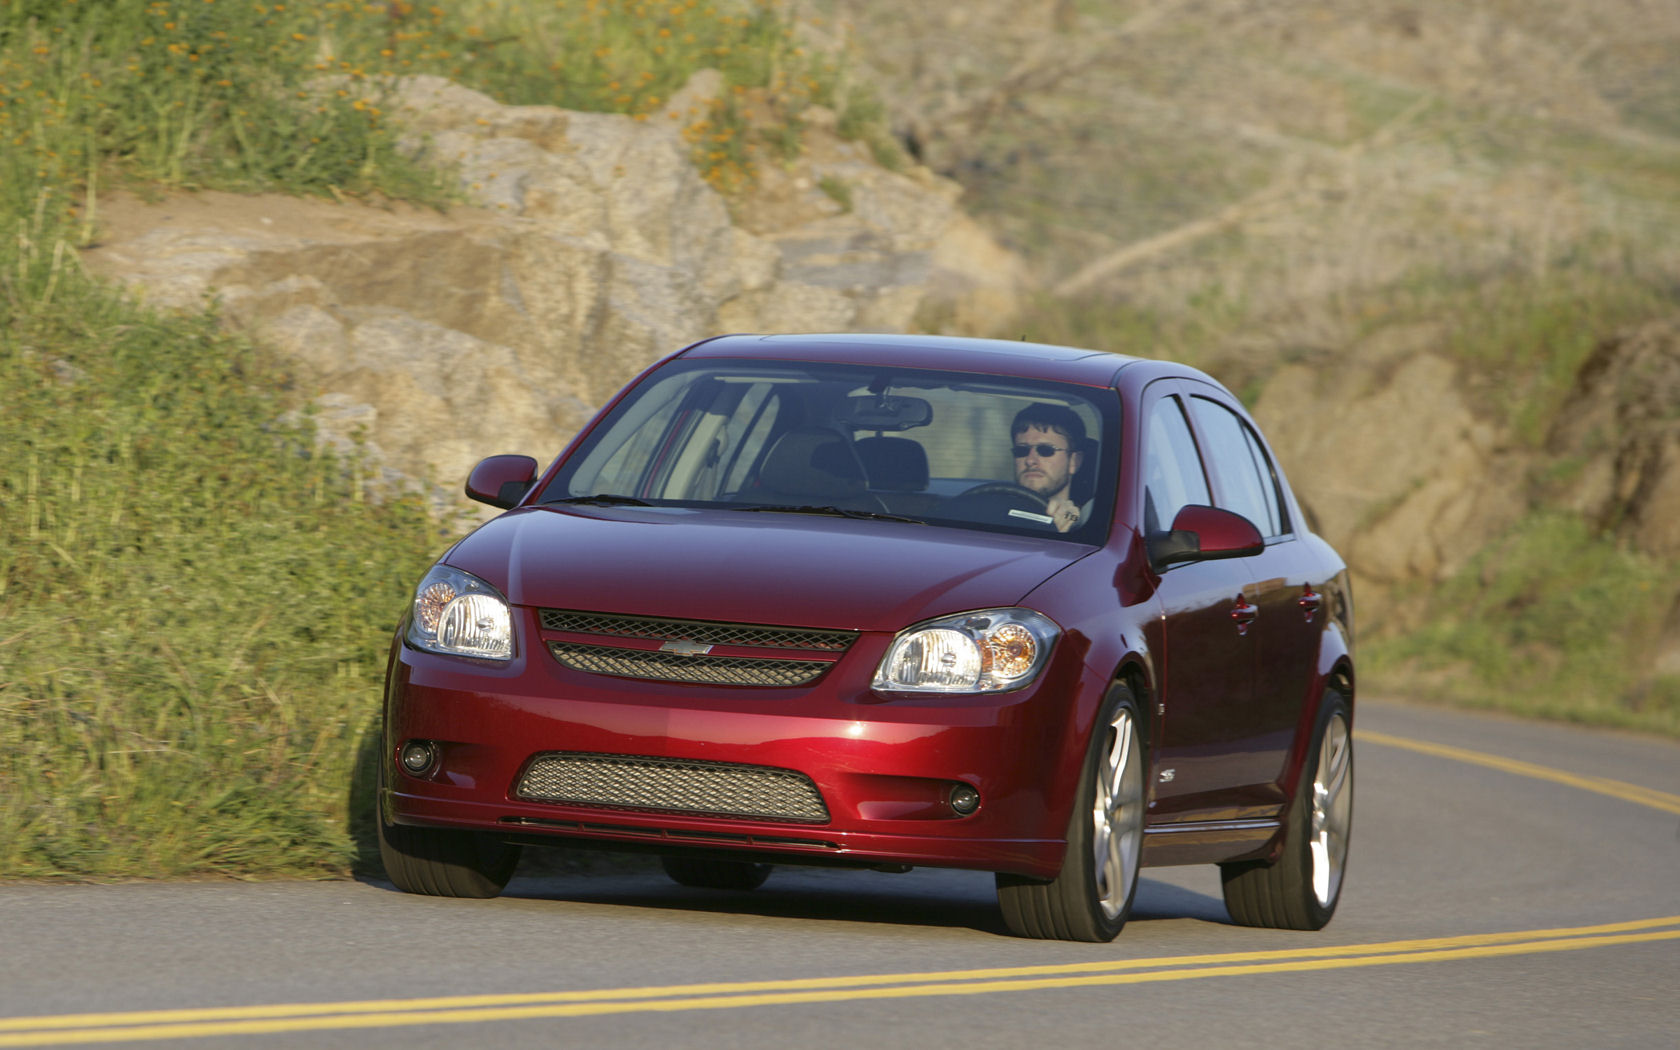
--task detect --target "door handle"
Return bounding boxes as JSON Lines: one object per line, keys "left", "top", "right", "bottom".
{"left": 1231, "top": 595, "right": 1258, "bottom": 635}
{"left": 1299, "top": 585, "right": 1322, "bottom": 623}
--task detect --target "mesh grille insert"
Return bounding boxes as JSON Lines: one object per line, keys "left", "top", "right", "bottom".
{"left": 514, "top": 752, "right": 830, "bottom": 823}
{"left": 548, "top": 643, "right": 830, "bottom": 687}
{"left": 540, "top": 610, "right": 855, "bottom": 652}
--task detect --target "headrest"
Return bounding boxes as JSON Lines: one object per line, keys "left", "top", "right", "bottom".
{"left": 758, "top": 428, "right": 867, "bottom": 497}
{"left": 855, "top": 436, "right": 930, "bottom": 492}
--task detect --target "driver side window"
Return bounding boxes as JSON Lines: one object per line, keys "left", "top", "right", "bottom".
{"left": 1143, "top": 395, "right": 1211, "bottom": 534}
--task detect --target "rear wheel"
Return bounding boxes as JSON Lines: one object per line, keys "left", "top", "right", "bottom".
{"left": 997, "top": 683, "right": 1145, "bottom": 941}
{"left": 1220, "top": 690, "right": 1352, "bottom": 929}
{"left": 376, "top": 773, "right": 521, "bottom": 898}
{"left": 660, "top": 855, "right": 773, "bottom": 890}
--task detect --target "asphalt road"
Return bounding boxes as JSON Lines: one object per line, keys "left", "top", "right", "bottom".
{"left": 3, "top": 698, "right": 1677, "bottom": 1049}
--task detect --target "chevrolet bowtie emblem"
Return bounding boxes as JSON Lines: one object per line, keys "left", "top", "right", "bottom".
{"left": 659, "top": 639, "right": 714, "bottom": 657}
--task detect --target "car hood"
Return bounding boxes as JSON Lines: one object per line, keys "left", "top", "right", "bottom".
{"left": 445, "top": 505, "right": 1094, "bottom": 632}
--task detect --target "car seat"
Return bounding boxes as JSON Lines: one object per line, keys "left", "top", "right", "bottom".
{"left": 752, "top": 428, "right": 888, "bottom": 512}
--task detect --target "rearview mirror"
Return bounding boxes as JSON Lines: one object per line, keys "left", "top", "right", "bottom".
{"left": 839, "top": 395, "right": 933, "bottom": 431}
{"left": 465, "top": 454, "right": 538, "bottom": 509}
{"left": 1147, "top": 504, "right": 1264, "bottom": 571}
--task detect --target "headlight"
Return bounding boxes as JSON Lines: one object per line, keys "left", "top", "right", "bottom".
{"left": 405, "top": 565, "right": 513, "bottom": 660}
{"left": 873, "top": 608, "right": 1059, "bottom": 694}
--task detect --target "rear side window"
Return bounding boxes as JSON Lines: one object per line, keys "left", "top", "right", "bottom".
{"left": 1142, "top": 396, "right": 1211, "bottom": 534}
{"left": 1188, "top": 396, "right": 1286, "bottom": 537}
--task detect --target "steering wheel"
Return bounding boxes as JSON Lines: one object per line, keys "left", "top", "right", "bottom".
{"left": 957, "top": 480, "right": 1049, "bottom": 510}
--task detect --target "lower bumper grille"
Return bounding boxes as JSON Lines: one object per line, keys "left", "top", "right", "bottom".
{"left": 513, "top": 752, "right": 830, "bottom": 824}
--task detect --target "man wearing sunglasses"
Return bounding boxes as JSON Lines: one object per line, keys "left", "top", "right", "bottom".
{"left": 1011, "top": 403, "right": 1088, "bottom": 533}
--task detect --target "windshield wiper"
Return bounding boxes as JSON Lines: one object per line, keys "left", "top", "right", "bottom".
{"left": 545, "top": 494, "right": 654, "bottom": 507}
{"left": 730, "top": 504, "right": 925, "bottom": 524}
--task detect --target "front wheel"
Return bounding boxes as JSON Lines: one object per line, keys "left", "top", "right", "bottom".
{"left": 660, "top": 855, "right": 773, "bottom": 891}
{"left": 997, "top": 683, "right": 1146, "bottom": 941}
{"left": 1220, "top": 690, "right": 1352, "bottom": 929}
{"left": 377, "top": 770, "right": 521, "bottom": 898}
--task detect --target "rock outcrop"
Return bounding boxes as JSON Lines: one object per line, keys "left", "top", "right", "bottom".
{"left": 82, "top": 75, "right": 1024, "bottom": 500}
{"left": 1251, "top": 325, "right": 1527, "bottom": 590}
{"left": 1545, "top": 317, "right": 1680, "bottom": 560}
{"left": 1254, "top": 315, "right": 1680, "bottom": 587}
{"left": 1250, "top": 310, "right": 1680, "bottom": 658}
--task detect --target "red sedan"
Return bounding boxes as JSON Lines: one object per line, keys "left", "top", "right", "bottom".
{"left": 378, "top": 333, "right": 1354, "bottom": 941}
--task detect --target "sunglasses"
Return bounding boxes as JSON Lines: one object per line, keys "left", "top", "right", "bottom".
{"left": 1012, "top": 443, "right": 1070, "bottom": 458}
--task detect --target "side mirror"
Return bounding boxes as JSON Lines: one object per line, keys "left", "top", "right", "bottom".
{"left": 465, "top": 454, "right": 539, "bottom": 509}
{"left": 1147, "top": 504, "right": 1264, "bottom": 571}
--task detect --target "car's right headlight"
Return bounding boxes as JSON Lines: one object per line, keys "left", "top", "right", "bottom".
{"left": 873, "top": 608, "right": 1059, "bottom": 694}
{"left": 405, "top": 565, "right": 513, "bottom": 661}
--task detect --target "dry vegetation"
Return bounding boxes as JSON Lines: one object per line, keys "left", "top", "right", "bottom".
{"left": 2, "top": 0, "right": 1677, "bottom": 881}
{"left": 819, "top": 0, "right": 1680, "bottom": 731}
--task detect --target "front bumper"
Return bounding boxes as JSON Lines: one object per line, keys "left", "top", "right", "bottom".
{"left": 381, "top": 615, "right": 1097, "bottom": 879}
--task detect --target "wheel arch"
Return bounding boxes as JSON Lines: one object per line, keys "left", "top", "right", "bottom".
{"left": 1114, "top": 656, "right": 1156, "bottom": 757}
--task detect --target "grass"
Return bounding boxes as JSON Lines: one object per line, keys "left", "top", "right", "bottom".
{"left": 1349, "top": 265, "right": 1679, "bottom": 445}
{"left": 0, "top": 221, "right": 450, "bottom": 877}
{"left": 0, "top": 1, "right": 872, "bottom": 211}
{"left": 0, "top": 0, "right": 449, "bottom": 211}
{"left": 1365, "top": 513, "right": 1680, "bottom": 737}
{"left": 817, "top": 172, "right": 851, "bottom": 211}
{"left": 0, "top": 1, "right": 879, "bottom": 880}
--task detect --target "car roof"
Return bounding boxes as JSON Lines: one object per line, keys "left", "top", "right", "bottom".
{"left": 677, "top": 333, "right": 1148, "bottom": 388}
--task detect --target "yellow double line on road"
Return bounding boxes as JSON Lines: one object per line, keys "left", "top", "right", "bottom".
{"left": 1360, "top": 730, "right": 1680, "bottom": 815}
{"left": 4, "top": 729, "right": 1676, "bottom": 1045}
{"left": 3, "top": 917, "right": 1679, "bottom": 1046}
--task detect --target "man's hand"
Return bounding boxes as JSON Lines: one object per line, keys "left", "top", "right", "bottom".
{"left": 1047, "top": 496, "right": 1081, "bottom": 533}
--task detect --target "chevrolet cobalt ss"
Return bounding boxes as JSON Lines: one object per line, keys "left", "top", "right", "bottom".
{"left": 378, "top": 333, "right": 1354, "bottom": 941}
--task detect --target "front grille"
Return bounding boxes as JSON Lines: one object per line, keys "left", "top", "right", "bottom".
{"left": 539, "top": 609, "right": 857, "bottom": 687}
{"left": 540, "top": 610, "right": 854, "bottom": 651}
{"left": 549, "top": 644, "right": 830, "bottom": 687}
{"left": 514, "top": 752, "right": 830, "bottom": 823}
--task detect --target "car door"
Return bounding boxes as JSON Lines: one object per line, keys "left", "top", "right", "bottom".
{"left": 1138, "top": 381, "right": 1264, "bottom": 824}
{"left": 1184, "top": 387, "right": 1322, "bottom": 811}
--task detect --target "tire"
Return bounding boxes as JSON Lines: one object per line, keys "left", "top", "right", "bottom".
{"left": 660, "top": 855, "right": 773, "bottom": 891}
{"left": 1220, "top": 690, "right": 1352, "bottom": 930}
{"left": 997, "top": 683, "right": 1146, "bottom": 942}
{"left": 376, "top": 774, "right": 521, "bottom": 898}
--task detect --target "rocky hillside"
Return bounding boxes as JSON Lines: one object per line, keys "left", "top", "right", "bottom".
{"left": 77, "top": 1, "right": 1680, "bottom": 727}
{"left": 84, "top": 74, "right": 1023, "bottom": 499}
{"left": 816, "top": 0, "right": 1680, "bottom": 718}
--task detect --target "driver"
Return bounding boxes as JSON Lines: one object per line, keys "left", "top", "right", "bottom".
{"left": 1011, "top": 403, "right": 1087, "bottom": 533}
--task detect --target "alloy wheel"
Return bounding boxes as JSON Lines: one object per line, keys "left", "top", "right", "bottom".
{"left": 1091, "top": 706, "right": 1145, "bottom": 919}
{"left": 1309, "top": 713, "right": 1352, "bottom": 907}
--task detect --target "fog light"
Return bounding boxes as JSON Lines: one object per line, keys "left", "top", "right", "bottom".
{"left": 949, "top": 783, "right": 981, "bottom": 815}
{"left": 399, "top": 740, "right": 438, "bottom": 775}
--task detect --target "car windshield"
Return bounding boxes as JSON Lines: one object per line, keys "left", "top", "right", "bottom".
{"left": 540, "top": 359, "right": 1120, "bottom": 543}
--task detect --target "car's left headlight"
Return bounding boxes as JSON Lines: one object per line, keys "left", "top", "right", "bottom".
{"left": 873, "top": 608, "right": 1059, "bottom": 694}
{"left": 405, "top": 565, "right": 513, "bottom": 661}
